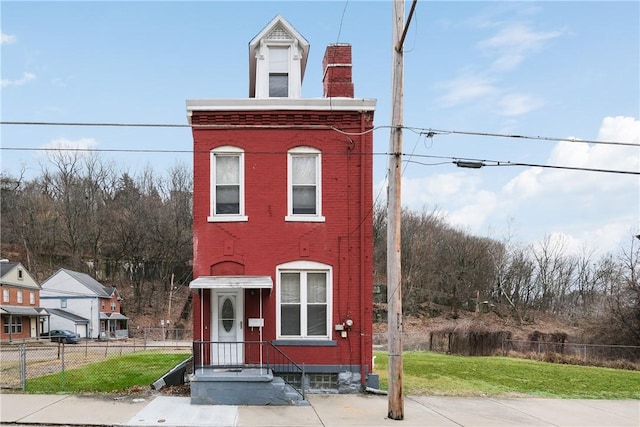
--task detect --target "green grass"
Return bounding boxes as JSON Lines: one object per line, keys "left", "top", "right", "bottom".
{"left": 26, "top": 352, "right": 190, "bottom": 394}
{"left": 373, "top": 351, "right": 640, "bottom": 399}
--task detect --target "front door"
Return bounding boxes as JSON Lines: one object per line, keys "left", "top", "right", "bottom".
{"left": 211, "top": 290, "right": 243, "bottom": 366}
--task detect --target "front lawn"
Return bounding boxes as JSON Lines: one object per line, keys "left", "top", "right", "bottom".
{"left": 373, "top": 351, "right": 640, "bottom": 399}
{"left": 26, "top": 351, "right": 189, "bottom": 394}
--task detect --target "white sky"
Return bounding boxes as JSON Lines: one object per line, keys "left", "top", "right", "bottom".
{"left": 1, "top": 1, "right": 639, "bottom": 255}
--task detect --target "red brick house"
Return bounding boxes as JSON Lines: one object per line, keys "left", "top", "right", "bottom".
{"left": 0, "top": 261, "right": 49, "bottom": 342}
{"left": 187, "top": 15, "right": 376, "bottom": 404}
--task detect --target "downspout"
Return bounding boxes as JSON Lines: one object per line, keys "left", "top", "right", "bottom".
{"left": 259, "top": 288, "right": 263, "bottom": 368}
{"left": 200, "top": 288, "right": 204, "bottom": 374}
{"left": 359, "top": 111, "right": 367, "bottom": 387}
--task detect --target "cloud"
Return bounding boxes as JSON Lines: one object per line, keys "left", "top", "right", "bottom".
{"left": 437, "top": 75, "right": 497, "bottom": 108}
{"left": 501, "top": 116, "right": 639, "bottom": 254}
{"left": 1, "top": 32, "right": 16, "bottom": 44}
{"left": 1, "top": 72, "right": 36, "bottom": 88}
{"left": 395, "top": 117, "right": 638, "bottom": 254}
{"left": 498, "top": 93, "right": 545, "bottom": 116}
{"left": 478, "top": 23, "right": 564, "bottom": 72}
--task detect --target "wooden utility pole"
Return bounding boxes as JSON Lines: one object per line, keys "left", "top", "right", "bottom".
{"left": 388, "top": 0, "right": 417, "bottom": 421}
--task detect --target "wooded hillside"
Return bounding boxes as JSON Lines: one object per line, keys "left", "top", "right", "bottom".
{"left": 2, "top": 151, "right": 639, "bottom": 345}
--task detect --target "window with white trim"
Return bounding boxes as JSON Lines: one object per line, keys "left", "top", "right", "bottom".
{"left": 277, "top": 261, "right": 332, "bottom": 339}
{"left": 29, "top": 291, "right": 35, "bottom": 305}
{"left": 269, "top": 46, "right": 289, "bottom": 97}
{"left": 286, "top": 147, "right": 324, "bottom": 222}
{"left": 61, "top": 298, "right": 67, "bottom": 309}
{"left": 17, "top": 290, "right": 23, "bottom": 304}
{"left": 209, "top": 146, "right": 247, "bottom": 222}
{"left": 3, "top": 317, "right": 22, "bottom": 334}
{"left": 2, "top": 288, "right": 9, "bottom": 303}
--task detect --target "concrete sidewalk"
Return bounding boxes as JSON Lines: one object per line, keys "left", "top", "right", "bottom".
{"left": 1, "top": 392, "right": 638, "bottom": 427}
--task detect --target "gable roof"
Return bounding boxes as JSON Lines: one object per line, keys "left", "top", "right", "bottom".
{"left": 0, "top": 261, "right": 18, "bottom": 277}
{"left": 248, "top": 15, "right": 310, "bottom": 98}
{"left": 41, "top": 268, "right": 114, "bottom": 298}
{"left": 0, "top": 261, "right": 40, "bottom": 289}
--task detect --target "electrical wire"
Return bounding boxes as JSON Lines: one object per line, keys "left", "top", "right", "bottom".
{"left": 2, "top": 146, "right": 637, "bottom": 175}
{"left": 2, "top": 121, "right": 638, "bottom": 175}
{"left": 2, "top": 120, "right": 635, "bottom": 148}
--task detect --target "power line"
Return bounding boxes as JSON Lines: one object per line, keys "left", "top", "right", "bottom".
{"left": 406, "top": 127, "right": 639, "bottom": 148}
{"left": 2, "top": 120, "right": 636, "bottom": 148}
{"left": 406, "top": 154, "right": 639, "bottom": 175}
{"left": 2, "top": 146, "right": 637, "bottom": 175}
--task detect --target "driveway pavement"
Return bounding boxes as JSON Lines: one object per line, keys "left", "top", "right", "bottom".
{"left": 1, "top": 392, "right": 638, "bottom": 427}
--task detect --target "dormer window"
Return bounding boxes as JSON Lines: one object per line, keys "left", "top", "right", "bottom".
{"left": 269, "top": 47, "right": 289, "bottom": 97}
{"left": 249, "top": 15, "right": 309, "bottom": 99}
{"left": 17, "top": 269, "right": 23, "bottom": 280}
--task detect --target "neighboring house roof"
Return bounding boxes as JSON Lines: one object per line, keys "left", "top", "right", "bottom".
{"left": 0, "top": 305, "right": 48, "bottom": 316}
{"left": 47, "top": 308, "right": 90, "bottom": 324}
{"left": 41, "top": 268, "right": 114, "bottom": 298}
{"left": 0, "top": 261, "right": 17, "bottom": 277}
{"left": 99, "top": 312, "right": 128, "bottom": 320}
{"left": 0, "top": 261, "right": 40, "bottom": 290}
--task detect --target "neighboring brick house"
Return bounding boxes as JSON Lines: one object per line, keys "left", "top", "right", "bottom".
{"left": 39, "top": 268, "right": 128, "bottom": 339}
{"left": 0, "top": 260, "right": 49, "bottom": 342}
{"left": 187, "top": 16, "right": 376, "bottom": 403}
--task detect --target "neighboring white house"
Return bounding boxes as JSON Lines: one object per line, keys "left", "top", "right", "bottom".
{"left": 39, "top": 268, "right": 128, "bottom": 339}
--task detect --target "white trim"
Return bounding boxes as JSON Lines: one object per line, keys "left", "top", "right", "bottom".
{"left": 285, "top": 215, "right": 325, "bottom": 223}
{"left": 207, "top": 215, "right": 248, "bottom": 223}
{"left": 210, "top": 146, "right": 245, "bottom": 219}
{"left": 187, "top": 98, "right": 376, "bottom": 113}
{"left": 190, "top": 276, "right": 273, "bottom": 290}
{"left": 287, "top": 146, "right": 322, "bottom": 220}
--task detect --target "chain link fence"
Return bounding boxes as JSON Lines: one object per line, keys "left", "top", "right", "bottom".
{"left": 373, "top": 332, "right": 640, "bottom": 369}
{"left": 0, "top": 339, "right": 192, "bottom": 392}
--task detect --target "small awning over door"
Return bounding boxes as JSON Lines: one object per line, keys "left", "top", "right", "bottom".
{"left": 189, "top": 276, "right": 273, "bottom": 290}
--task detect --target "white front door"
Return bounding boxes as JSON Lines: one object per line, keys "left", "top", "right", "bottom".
{"left": 211, "top": 290, "right": 243, "bottom": 366}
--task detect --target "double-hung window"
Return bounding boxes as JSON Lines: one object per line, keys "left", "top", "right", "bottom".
{"left": 29, "top": 291, "right": 35, "bottom": 305}
{"left": 269, "top": 46, "right": 289, "bottom": 97}
{"left": 277, "top": 261, "right": 332, "bottom": 340}
{"left": 3, "top": 317, "right": 22, "bottom": 334}
{"left": 17, "top": 291, "right": 23, "bottom": 304}
{"left": 209, "top": 146, "right": 247, "bottom": 222}
{"left": 286, "top": 147, "right": 324, "bottom": 222}
{"left": 2, "top": 288, "right": 9, "bottom": 303}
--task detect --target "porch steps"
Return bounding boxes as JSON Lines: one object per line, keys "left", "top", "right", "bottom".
{"left": 190, "top": 368, "right": 306, "bottom": 406}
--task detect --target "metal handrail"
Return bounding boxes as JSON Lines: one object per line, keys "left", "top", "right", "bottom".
{"left": 192, "top": 340, "right": 305, "bottom": 400}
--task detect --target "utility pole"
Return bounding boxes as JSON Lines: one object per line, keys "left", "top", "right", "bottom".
{"left": 388, "top": 0, "right": 417, "bottom": 421}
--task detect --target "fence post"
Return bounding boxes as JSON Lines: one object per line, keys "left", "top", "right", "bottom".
{"left": 61, "top": 344, "right": 66, "bottom": 391}
{"left": 301, "top": 363, "right": 306, "bottom": 401}
{"left": 583, "top": 345, "right": 587, "bottom": 362}
{"left": 20, "top": 344, "right": 26, "bottom": 391}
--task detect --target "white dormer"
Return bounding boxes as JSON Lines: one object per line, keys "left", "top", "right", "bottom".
{"left": 249, "top": 15, "right": 309, "bottom": 99}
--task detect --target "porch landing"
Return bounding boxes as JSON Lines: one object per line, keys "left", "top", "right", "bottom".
{"left": 190, "top": 367, "right": 306, "bottom": 406}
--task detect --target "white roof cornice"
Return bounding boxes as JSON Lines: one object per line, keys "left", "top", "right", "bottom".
{"left": 186, "top": 98, "right": 376, "bottom": 115}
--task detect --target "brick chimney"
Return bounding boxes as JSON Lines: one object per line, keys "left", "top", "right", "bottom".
{"left": 322, "top": 44, "right": 354, "bottom": 98}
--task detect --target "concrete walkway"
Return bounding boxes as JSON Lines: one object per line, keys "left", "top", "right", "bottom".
{"left": 1, "top": 392, "right": 638, "bottom": 427}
